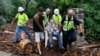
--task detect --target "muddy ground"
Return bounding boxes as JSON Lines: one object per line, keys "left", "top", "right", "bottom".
{"left": 0, "top": 20, "right": 100, "bottom": 56}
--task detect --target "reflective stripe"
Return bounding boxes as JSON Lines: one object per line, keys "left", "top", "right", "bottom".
{"left": 63, "top": 15, "right": 74, "bottom": 31}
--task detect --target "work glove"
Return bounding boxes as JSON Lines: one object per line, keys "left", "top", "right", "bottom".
{"left": 79, "top": 32, "right": 83, "bottom": 36}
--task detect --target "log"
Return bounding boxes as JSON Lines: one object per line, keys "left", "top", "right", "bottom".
{"left": 19, "top": 39, "right": 31, "bottom": 49}
{"left": 0, "top": 41, "right": 11, "bottom": 43}
{"left": 4, "top": 31, "right": 14, "bottom": 34}
{"left": 19, "top": 39, "right": 34, "bottom": 54}
{"left": 78, "top": 44, "right": 100, "bottom": 50}
{"left": 2, "top": 30, "right": 33, "bottom": 35}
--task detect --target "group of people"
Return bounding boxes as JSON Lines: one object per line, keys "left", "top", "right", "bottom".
{"left": 11, "top": 6, "right": 83, "bottom": 56}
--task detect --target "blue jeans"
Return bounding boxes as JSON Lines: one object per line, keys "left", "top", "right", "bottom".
{"left": 48, "top": 32, "right": 63, "bottom": 47}
{"left": 15, "top": 26, "right": 30, "bottom": 42}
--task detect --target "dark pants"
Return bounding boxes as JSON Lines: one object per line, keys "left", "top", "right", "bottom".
{"left": 15, "top": 26, "right": 30, "bottom": 42}
{"left": 62, "top": 30, "right": 76, "bottom": 49}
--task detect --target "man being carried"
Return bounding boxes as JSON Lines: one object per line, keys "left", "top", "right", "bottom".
{"left": 46, "top": 19, "right": 64, "bottom": 49}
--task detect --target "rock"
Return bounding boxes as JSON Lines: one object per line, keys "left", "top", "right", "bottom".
{"left": 0, "top": 51, "right": 11, "bottom": 56}
{"left": 76, "top": 41, "right": 89, "bottom": 47}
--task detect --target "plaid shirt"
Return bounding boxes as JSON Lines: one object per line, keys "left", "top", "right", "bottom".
{"left": 46, "top": 22, "right": 59, "bottom": 34}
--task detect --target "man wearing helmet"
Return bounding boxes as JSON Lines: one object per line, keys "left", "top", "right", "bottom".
{"left": 61, "top": 9, "right": 83, "bottom": 51}
{"left": 11, "top": 7, "right": 30, "bottom": 43}
{"left": 52, "top": 9, "right": 62, "bottom": 25}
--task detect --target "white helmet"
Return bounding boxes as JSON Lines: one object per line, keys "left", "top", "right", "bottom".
{"left": 18, "top": 7, "right": 24, "bottom": 12}
{"left": 54, "top": 9, "right": 59, "bottom": 14}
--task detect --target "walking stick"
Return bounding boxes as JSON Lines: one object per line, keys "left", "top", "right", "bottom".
{"left": 45, "top": 31, "right": 49, "bottom": 48}
{"left": 43, "top": 21, "right": 49, "bottom": 48}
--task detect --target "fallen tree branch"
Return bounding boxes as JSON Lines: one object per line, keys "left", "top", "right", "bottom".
{"left": 3, "top": 30, "right": 33, "bottom": 34}
{"left": 78, "top": 44, "right": 100, "bottom": 50}
{"left": 0, "top": 41, "right": 11, "bottom": 43}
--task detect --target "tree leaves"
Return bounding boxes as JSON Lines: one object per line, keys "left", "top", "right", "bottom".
{"left": 0, "top": 0, "right": 100, "bottom": 40}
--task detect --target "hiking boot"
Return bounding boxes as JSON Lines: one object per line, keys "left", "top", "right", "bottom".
{"left": 60, "top": 48, "right": 67, "bottom": 54}
{"left": 39, "top": 54, "right": 43, "bottom": 56}
{"left": 13, "top": 41, "right": 20, "bottom": 44}
{"left": 59, "top": 46, "right": 65, "bottom": 50}
{"left": 50, "top": 44, "right": 53, "bottom": 48}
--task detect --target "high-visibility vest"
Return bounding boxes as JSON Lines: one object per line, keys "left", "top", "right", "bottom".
{"left": 52, "top": 14, "right": 62, "bottom": 24}
{"left": 63, "top": 15, "right": 74, "bottom": 31}
{"left": 43, "top": 12, "right": 49, "bottom": 24}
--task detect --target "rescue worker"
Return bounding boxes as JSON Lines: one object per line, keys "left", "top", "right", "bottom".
{"left": 43, "top": 8, "right": 51, "bottom": 26}
{"left": 61, "top": 9, "right": 83, "bottom": 50}
{"left": 33, "top": 7, "right": 44, "bottom": 56}
{"left": 11, "top": 7, "right": 30, "bottom": 43}
{"left": 43, "top": 8, "right": 51, "bottom": 48}
{"left": 52, "top": 8, "right": 63, "bottom": 46}
{"left": 52, "top": 8, "right": 62, "bottom": 25}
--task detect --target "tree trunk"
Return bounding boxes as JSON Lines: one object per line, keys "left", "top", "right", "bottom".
{"left": 25, "top": 0, "right": 31, "bottom": 12}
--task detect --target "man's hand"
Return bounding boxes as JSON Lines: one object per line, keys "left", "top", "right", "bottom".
{"left": 19, "top": 22, "right": 25, "bottom": 26}
{"left": 58, "top": 23, "right": 62, "bottom": 31}
{"left": 25, "top": 20, "right": 29, "bottom": 24}
{"left": 79, "top": 24, "right": 83, "bottom": 36}
{"left": 43, "top": 29, "right": 46, "bottom": 33}
{"left": 79, "top": 32, "right": 83, "bottom": 36}
{"left": 11, "top": 21, "right": 14, "bottom": 25}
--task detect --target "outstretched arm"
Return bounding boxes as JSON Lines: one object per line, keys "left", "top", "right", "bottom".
{"left": 11, "top": 17, "right": 17, "bottom": 24}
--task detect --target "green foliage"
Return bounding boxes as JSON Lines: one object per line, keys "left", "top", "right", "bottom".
{"left": 0, "top": 0, "right": 14, "bottom": 15}
{"left": 81, "top": 0, "right": 100, "bottom": 40}
{"left": 0, "top": 16, "right": 6, "bottom": 24}
{"left": 27, "top": 0, "right": 37, "bottom": 17}
{"left": 0, "top": 0, "right": 14, "bottom": 24}
{"left": 0, "top": 0, "right": 100, "bottom": 40}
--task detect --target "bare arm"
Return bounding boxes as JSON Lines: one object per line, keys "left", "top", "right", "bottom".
{"left": 58, "top": 23, "right": 62, "bottom": 32}
{"left": 11, "top": 17, "right": 17, "bottom": 24}
{"left": 79, "top": 24, "right": 83, "bottom": 33}
{"left": 74, "top": 16, "right": 83, "bottom": 33}
{"left": 24, "top": 20, "right": 29, "bottom": 24}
